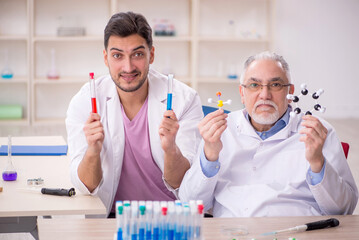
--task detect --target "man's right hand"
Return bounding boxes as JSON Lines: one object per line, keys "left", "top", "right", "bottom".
{"left": 78, "top": 112, "right": 104, "bottom": 193}
{"left": 83, "top": 113, "right": 104, "bottom": 156}
{"left": 198, "top": 109, "right": 228, "bottom": 161}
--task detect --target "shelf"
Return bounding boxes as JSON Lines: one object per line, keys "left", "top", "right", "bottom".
{"left": 198, "top": 77, "right": 240, "bottom": 84}
{"left": 34, "top": 77, "right": 87, "bottom": 84}
{"left": 0, "top": 77, "right": 28, "bottom": 83}
{"left": 1, "top": 0, "right": 271, "bottom": 125}
{"left": 33, "top": 36, "right": 103, "bottom": 42}
{"left": 0, "top": 36, "right": 28, "bottom": 41}
{"left": 31, "top": 118, "right": 66, "bottom": 126}
{"left": 153, "top": 36, "right": 192, "bottom": 42}
{"left": 0, "top": 119, "right": 29, "bottom": 126}
{"left": 198, "top": 36, "right": 269, "bottom": 42}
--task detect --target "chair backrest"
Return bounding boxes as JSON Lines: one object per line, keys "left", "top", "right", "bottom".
{"left": 202, "top": 105, "right": 230, "bottom": 116}
{"left": 341, "top": 142, "right": 350, "bottom": 159}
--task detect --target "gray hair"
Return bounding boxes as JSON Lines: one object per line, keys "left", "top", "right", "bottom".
{"left": 239, "top": 51, "right": 291, "bottom": 83}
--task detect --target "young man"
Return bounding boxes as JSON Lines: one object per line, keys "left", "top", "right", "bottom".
{"left": 179, "top": 51, "right": 358, "bottom": 217}
{"left": 66, "top": 12, "right": 203, "bottom": 217}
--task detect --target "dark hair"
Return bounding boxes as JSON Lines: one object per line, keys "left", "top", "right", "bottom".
{"left": 104, "top": 12, "right": 153, "bottom": 50}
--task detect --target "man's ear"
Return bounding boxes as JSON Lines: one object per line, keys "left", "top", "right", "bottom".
{"left": 289, "top": 84, "right": 295, "bottom": 94}
{"left": 149, "top": 46, "right": 155, "bottom": 64}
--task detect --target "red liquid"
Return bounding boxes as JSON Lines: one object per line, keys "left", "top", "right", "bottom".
{"left": 91, "top": 98, "right": 97, "bottom": 113}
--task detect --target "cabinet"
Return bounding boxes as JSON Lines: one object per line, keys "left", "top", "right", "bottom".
{"left": 0, "top": 0, "right": 272, "bottom": 125}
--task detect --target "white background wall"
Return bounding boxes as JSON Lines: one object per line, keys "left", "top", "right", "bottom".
{"left": 272, "top": 0, "right": 359, "bottom": 119}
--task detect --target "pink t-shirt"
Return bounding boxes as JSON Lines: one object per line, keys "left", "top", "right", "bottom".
{"left": 111, "top": 97, "right": 175, "bottom": 212}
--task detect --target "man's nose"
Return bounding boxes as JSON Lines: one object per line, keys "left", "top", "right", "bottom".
{"left": 258, "top": 85, "right": 272, "bottom": 99}
{"left": 123, "top": 57, "right": 135, "bottom": 72}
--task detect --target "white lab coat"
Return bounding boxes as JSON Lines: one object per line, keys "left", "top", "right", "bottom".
{"left": 179, "top": 109, "right": 358, "bottom": 217}
{"left": 66, "top": 69, "right": 203, "bottom": 216}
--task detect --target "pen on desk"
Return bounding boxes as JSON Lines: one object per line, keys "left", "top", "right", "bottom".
{"left": 167, "top": 74, "right": 174, "bottom": 111}
{"left": 41, "top": 188, "right": 76, "bottom": 197}
{"left": 89, "top": 72, "right": 97, "bottom": 113}
{"left": 262, "top": 218, "right": 340, "bottom": 236}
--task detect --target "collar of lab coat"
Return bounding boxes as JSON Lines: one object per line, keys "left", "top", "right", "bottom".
{"left": 236, "top": 107, "right": 302, "bottom": 141}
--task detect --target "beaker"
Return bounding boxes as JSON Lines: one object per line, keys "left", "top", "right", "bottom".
{"left": 2, "top": 135, "right": 17, "bottom": 181}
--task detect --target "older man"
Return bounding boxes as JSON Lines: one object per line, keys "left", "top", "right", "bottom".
{"left": 179, "top": 51, "right": 358, "bottom": 217}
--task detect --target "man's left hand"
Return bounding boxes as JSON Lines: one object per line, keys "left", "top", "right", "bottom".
{"left": 299, "top": 115, "right": 328, "bottom": 172}
{"left": 159, "top": 110, "right": 179, "bottom": 154}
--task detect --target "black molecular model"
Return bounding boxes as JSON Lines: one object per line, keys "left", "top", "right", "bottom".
{"left": 286, "top": 83, "right": 326, "bottom": 117}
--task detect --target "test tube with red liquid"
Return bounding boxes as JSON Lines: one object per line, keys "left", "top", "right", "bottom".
{"left": 89, "top": 72, "right": 97, "bottom": 113}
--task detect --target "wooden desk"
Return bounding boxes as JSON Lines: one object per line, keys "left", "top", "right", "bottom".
{"left": 0, "top": 136, "right": 106, "bottom": 238}
{"left": 37, "top": 215, "right": 359, "bottom": 240}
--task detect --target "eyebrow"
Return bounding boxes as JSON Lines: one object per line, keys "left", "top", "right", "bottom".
{"left": 248, "top": 77, "right": 284, "bottom": 83}
{"left": 109, "top": 45, "right": 146, "bottom": 52}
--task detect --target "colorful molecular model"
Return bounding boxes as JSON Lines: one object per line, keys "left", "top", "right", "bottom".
{"left": 286, "top": 83, "right": 326, "bottom": 117}
{"left": 208, "top": 92, "right": 232, "bottom": 109}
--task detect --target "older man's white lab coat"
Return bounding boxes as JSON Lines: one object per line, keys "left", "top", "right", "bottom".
{"left": 179, "top": 109, "right": 358, "bottom": 217}
{"left": 66, "top": 69, "right": 203, "bottom": 216}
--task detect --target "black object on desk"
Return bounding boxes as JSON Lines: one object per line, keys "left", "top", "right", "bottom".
{"left": 41, "top": 188, "right": 76, "bottom": 197}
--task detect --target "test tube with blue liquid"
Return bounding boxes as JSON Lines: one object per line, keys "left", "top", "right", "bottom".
{"left": 167, "top": 74, "right": 174, "bottom": 110}
{"left": 123, "top": 201, "right": 131, "bottom": 240}
{"left": 138, "top": 202, "right": 146, "bottom": 240}
{"left": 116, "top": 201, "right": 124, "bottom": 240}
{"left": 145, "top": 201, "right": 153, "bottom": 240}
{"left": 174, "top": 201, "right": 183, "bottom": 240}
{"left": 182, "top": 203, "right": 190, "bottom": 240}
{"left": 152, "top": 201, "right": 161, "bottom": 240}
{"left": 130, "top": 201, "right": 139, "bottom": 240}
{"left": 189, "top": 201, "right": 197, "bottom": 240}
{"left": 2, "top": 135, "right": 17, "bottom": 181}
{"left": 167, "top": 202, "right": 175, "bottom": 240}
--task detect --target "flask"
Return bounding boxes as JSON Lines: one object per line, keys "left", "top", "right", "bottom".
{"left": 1, "top": 49, "right": 14, "bottom": 79}
{"left": 2, "top": 135, "right": 17, "bottom": 181}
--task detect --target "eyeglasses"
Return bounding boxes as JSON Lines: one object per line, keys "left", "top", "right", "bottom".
{"left": 241, "top": 82, "right": 291, "bottom": 92}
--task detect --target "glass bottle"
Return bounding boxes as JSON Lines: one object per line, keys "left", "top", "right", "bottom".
{"left": 1, "top": 49, "right": 14, "bottom": 79}
{"left": 2, "top": 135, "right": 17, "bottom": 181}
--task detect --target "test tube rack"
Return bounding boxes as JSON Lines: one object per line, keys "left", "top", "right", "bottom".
{"left": 114, "top": 200, "right": 204, "bottom": 240}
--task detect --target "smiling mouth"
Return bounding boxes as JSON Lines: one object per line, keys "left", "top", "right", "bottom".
{"left": 120, "top": 73, "right": 139, "bottom": 82}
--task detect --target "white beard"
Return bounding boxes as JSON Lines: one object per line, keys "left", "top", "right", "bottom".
{"left": 251, "top": 100, "right": 280, "bottom": 125}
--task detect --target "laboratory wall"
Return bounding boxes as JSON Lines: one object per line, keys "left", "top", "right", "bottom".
{"left": 271, "top": 0, "right": 359, "bottom": 119}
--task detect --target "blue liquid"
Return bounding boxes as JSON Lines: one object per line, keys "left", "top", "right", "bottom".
{"left": 139, "top": 228, "right": 145, "bottom": 240}
{"left": 2, "top": 171, "right": 17, "bottom": 181}
{"left": 1, "top": 74, "right": 13, "bottom": 79}
{"left": 168, "top": 229, "right": 174, "bottom": 240}
{"left": 146, "top": 230, "right": 152, "bottom": 240}
{"left": 131, "top": 234, "right": 137, "bottom": 240}
{"left": 195, "top": 226, "right": 201, "bottom": 238}
{"left": 117, "top": 229, "right": 123, "bottom": 240}
{"left": 175, "top": 232, "right": 181, "bottom": 240}
{"left": 153, "top": 227, "right": 159, "bottom": 240}
{"left": 167, "top": 93, "right": 172, "bottom": 110}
